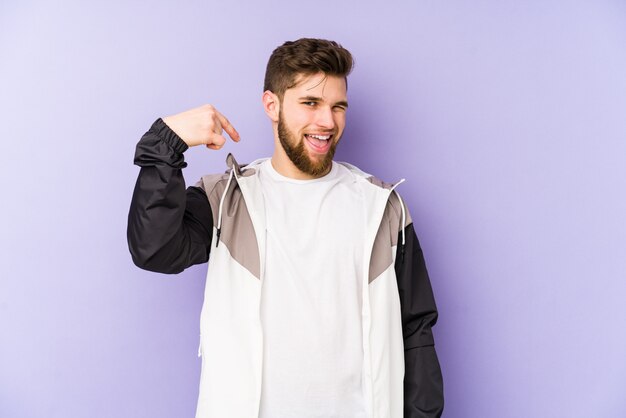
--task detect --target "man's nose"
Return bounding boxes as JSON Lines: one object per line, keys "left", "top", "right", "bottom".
{"left": 315, "top": 106, "right": 335, "bottom": 129}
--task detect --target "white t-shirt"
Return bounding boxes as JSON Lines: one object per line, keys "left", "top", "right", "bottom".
{"left": 258, "top": 159, "right": 368, "bottom": 418}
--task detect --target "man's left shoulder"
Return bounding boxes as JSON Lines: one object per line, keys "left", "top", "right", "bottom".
{"left": 336, "top": 161, "right": 413, "bottom": 226}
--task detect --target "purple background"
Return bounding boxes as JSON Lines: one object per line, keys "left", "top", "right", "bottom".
{"left": 1, "top": 1, "right": 625, "bottom": 417}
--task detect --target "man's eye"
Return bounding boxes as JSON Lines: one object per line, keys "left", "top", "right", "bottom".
{"left": 303, "top": 101, "right": 317, "bottom": 106}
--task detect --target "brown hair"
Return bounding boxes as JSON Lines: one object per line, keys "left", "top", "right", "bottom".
{"left": 263, "top": 38, "right": 354, "bottom": 100}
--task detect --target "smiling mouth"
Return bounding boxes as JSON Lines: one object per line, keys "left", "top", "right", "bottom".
{"left": 304, "top": 134, "right": 333, "bottom": 153}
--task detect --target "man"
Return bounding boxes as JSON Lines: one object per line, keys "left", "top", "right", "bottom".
{"left": 127, "top": 38, "right": 443, "bottom": 418}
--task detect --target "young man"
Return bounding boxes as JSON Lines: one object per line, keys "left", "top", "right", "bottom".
{"left": 127, "top": 38, "right": 443, "bottom": 418}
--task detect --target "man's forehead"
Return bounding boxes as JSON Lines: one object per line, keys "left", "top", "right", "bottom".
{"left": 288, "top": 72, "right": 347, "bottom": 97}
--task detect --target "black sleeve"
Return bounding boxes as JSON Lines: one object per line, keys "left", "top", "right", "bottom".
{"left": 126, "top": 118, "right": 213, "bottom": 274}
{"left": 395, "top": 223, "right": 444, "bottom": 418}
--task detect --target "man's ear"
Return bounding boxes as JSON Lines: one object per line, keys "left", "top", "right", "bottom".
{"left": 262, "top": 90, "right": 280, "bottom": 122}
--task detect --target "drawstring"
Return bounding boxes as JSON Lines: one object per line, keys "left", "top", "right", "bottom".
{"left": 390, "top": 179, "right": 406, "bottom": 264}
{"left": 215, "top": 169, "right": 235, "bottom": 248}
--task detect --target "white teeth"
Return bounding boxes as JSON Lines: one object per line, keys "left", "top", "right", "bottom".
{"left": 307, "top": 134, "right": 330, "bottom": 141}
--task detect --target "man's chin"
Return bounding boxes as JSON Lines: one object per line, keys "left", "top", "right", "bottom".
{"left": 306, "top": 154, "right": 334, "bottom": 176}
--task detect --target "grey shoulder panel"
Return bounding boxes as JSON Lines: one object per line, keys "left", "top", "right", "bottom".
{"left": 364, "top": 175, "right": 413, "bottom": 228}
{"left": 196, "top": 173, "right": 261, "bottom": 280}
{"left": 367, "top": 181, "right": 413, "bottom": 283}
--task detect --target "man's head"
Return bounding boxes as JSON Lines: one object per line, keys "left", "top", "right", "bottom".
{"left": 262, "top": 38, "right": 354, "bottom": 179}
{"left": 263, "top": 38, "right": 354, "bottom": 102}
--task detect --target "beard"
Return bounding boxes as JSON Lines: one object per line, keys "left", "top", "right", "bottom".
{"left": 277, "top": 109, "right": 338, "bottom": 177}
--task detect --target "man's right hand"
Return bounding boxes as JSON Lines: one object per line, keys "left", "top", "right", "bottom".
{"left": 162, "top": 104, "right": 241, "bottom": 150}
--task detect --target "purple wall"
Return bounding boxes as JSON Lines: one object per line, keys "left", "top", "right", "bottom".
{"left": 2, "top": 1, "right": 625, "bottom": 417}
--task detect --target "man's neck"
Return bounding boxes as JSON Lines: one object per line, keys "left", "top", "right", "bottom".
{"left": 270, "top": 152, "right": 331, "bottom": 180}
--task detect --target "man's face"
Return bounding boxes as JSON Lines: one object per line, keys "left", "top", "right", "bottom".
{"left": 276, "top": 72, "right": 348, "bottom": 177}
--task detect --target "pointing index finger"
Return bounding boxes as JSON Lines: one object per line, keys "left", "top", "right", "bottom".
{"left": 216, "top": 111, "right": 240, "bottom": 142}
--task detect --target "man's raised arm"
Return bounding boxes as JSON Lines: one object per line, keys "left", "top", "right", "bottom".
{"left": 126, "top": 105, "right": 240, "bottom": 274}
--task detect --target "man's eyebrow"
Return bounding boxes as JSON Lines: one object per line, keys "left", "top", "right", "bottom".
{"left": 298, "top": 96, "right": 349, "bottom": 108}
